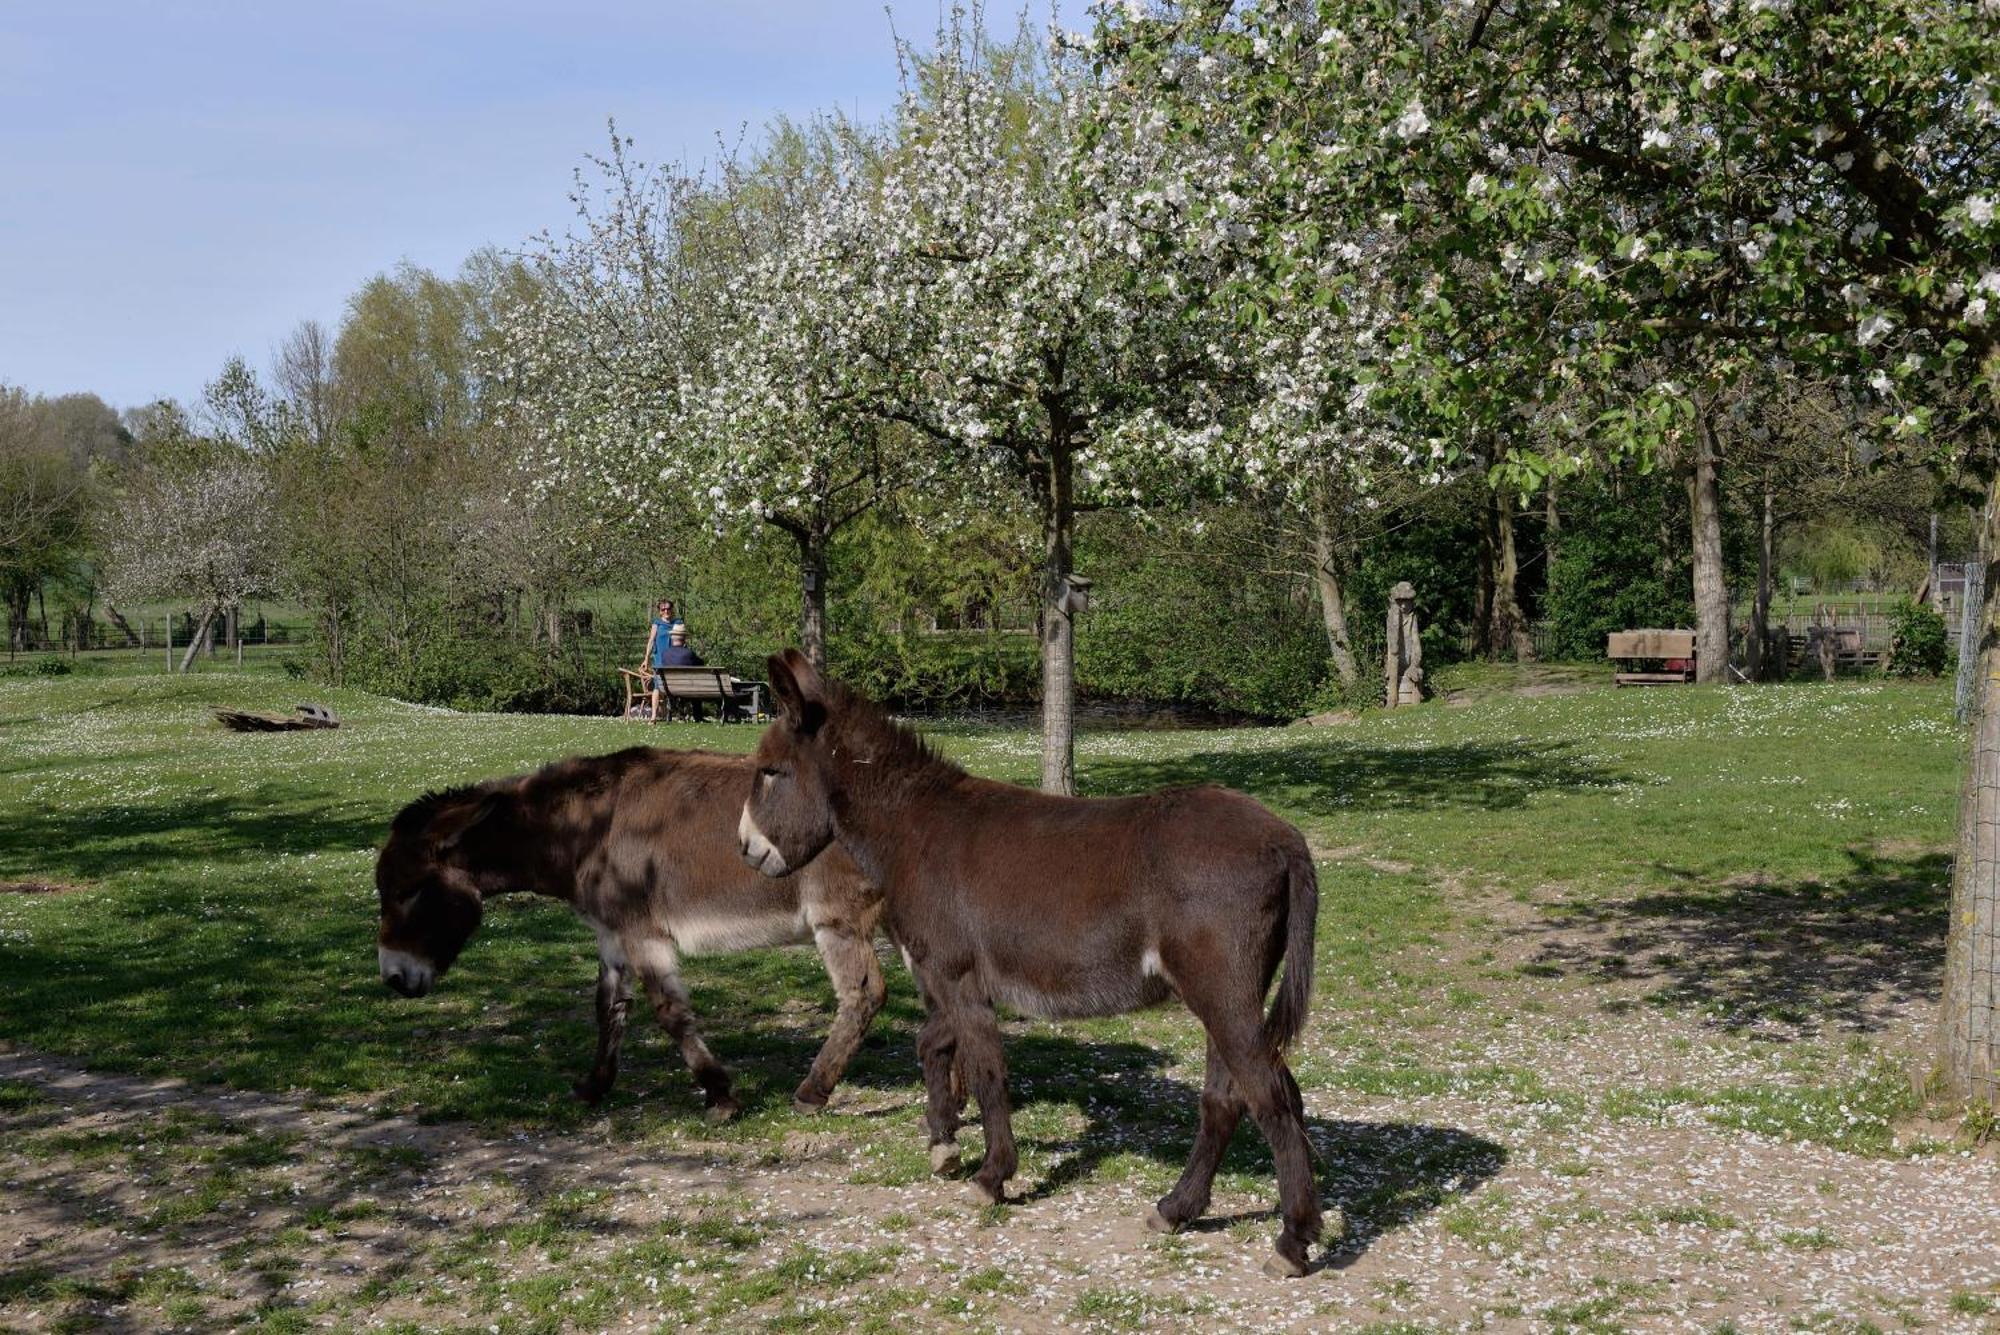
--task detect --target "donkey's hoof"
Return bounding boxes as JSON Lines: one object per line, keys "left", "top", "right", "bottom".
{"left": 1144, "top": 1208, "right": 1182, "bottom": 1236}
{"left": 964, "top": 1180, "right": 1007, "bottom": 1207}
{"left": 928, "top": 1142, "right": 961, "bottom": 1176}
{"left": 1262, "top": 1250, "right": 1309, "bottom": 1280}
{"left": 791, "top": 1093, "right": 828, "bottom": 1117}
{"left": 704, "top": 1098, "right": 742, "bottom": 1125}
{"left": 571, "top": 1079, "right": 610, "bottom": 1107}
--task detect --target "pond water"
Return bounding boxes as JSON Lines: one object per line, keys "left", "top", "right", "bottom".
{"left": 904, "top": 699, "right": 1259, "bottom": 732}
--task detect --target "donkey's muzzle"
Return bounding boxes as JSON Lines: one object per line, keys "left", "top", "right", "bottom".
{"left": 378, "top": 946, "right": 436, "bottom": 998}
{"left": 382, "top": 970, "right": 429, "bottom": 998}
{"left": 737, "top": 802, "right": 790, "bottom": 877}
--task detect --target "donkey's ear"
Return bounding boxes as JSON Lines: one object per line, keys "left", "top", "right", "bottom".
{"left": 766, "top": 650, "right": 827, "bottom": 735}
{"left": 767, "top": 652, "right": 801, "bottom": 715}
{"left": 433, "top": 793, "right": 500, "bottom": 851}
{"left": 780, "top": 648, "right": 826, "bottom": 703}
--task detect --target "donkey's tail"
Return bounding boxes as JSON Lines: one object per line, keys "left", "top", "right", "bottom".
{"left": 1263, "top": 839, "right": 1320, "bottom": 1054}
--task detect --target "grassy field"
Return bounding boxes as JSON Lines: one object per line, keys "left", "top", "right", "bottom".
{"left": 0, "top": 671, "right": 1992, "bottom": 1333}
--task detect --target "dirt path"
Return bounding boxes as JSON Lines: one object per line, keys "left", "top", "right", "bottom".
{"left": 4, "top": 1017, "right": 1999, "bottom": 1334}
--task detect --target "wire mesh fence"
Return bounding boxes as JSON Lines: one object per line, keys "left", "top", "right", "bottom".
{"left": 4, "top": 608, "right": 314, "bottom": 672}
{"left": 1959, "top": 561, "right": 1987, "bottom": 724}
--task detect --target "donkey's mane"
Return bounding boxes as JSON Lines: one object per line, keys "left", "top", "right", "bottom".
{"left": 392, "top": 748, "right": 691, "bottom": 842}
{"left": 391, "top": 782, "right": 495, "bottom": 837}
{"left": 825, "top": 680, "right": 963, "bottom": 786}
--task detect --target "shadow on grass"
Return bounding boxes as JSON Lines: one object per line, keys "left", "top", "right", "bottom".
{"left": 993, "top": 1033, "right": 1504, "bottom": 1269}
{"left": 1506, "top": 848, "right": 1950, "bottom": 1036}
{"left": 1081, "top": 736, "right": 1627, "bottom": 817}
{"left": 0, "top": 785, "right": 389, "bottom": 883}
{"left": 0, "top": 877, "right": 940, "bottom": 1127}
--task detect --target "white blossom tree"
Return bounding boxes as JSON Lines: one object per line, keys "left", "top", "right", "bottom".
{"left": 102, "top": 427, "right": 278, "bottom": 672}
{"left": 1106, "top": 0, "right": 2000, "bottom": 1098}
{"left": 498, "top": 125, "right": 911, "bottom": 670}
{"left": 844, "top": 15, "right": 1246, "bottom": 792}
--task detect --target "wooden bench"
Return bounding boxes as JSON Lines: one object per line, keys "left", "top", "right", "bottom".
{"left": 648, "top": 666, "right": 766, "bottom": 722}
{"left": 1607, "top": 629, "right": 1696, "bottom": 686}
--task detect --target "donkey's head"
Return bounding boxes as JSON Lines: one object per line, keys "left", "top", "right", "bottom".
{"left": 739, "top": 649, "right": 837, "bottom": 878}
{"left": 374, "top": 789, "right": 498, "bottom": 997}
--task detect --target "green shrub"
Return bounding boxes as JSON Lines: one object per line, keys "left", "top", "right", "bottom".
{"left": 1886, "top": 598, "right": 1950, "bottom": 678}
{"left": 1540, "top": 471, "right": 1698, "bottom": 660}
{"left": 830, "top": 626, "right": 1040, "bottom": 709}
{"left": 1074, "top": 511, "right": 1332, "bottom": 720}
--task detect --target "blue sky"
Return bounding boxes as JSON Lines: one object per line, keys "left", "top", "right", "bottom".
{"left": 0, "top": 3, "right": 1056, "bottom": 412}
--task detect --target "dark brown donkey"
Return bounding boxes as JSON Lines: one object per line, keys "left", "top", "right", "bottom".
{"left": 376, "top": 747, "right": 885, "bottom": 1120}
{"left": 737, "top": 651, "right": 1323, "bottom": 1277}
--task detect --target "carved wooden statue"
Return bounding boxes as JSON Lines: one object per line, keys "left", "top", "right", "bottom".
{"left": 1385, "top": 580, "right": 1426, "bottom": 707}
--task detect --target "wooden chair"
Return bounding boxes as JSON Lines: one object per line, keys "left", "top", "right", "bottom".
{"left": 618, "top": 666, "right": 658, "bottom": 721}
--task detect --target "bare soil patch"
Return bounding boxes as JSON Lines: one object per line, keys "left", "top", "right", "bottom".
{"left": 0, "top": 881, "right": 86, "bottom": 896}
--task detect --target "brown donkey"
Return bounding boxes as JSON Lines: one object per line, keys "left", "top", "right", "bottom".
{"left": 738, "top": 651, "right": 1323, "bottom": 1277}
{"left": 376, "top": 747, "right": 885, "bottom": 1120}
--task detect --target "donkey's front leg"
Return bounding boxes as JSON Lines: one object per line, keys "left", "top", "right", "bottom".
{"left": 572, "top": 951, "right": 632, "bottom": 1106}
{"left": 916, "top": 1007, "right": 963, "bottom": 1175}
{"left": 793, "top": 924, "right": 887, "bottom": 1114}
{"left": 628, "top": 936, "right": 741, "bottom": 1123}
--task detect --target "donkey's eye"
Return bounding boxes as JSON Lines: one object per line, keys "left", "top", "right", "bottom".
{"left": 758, "top": 765, "right": 785, "bottom": 779}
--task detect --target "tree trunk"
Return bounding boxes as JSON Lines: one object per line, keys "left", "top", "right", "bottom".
{"left": 1490, "top": 486, "right": 1536, "bottom": 663}
{"left": 1475, "top": 491, "right": 1495, "bottom": 660}
{"left": 1544, "top": 477, "right": 1560, "bottom": 572}
{"left": 106, "top": 603, "right": 140, "bottom": 648}
{"left": 1939, "top": 472, "right": 2000, "bottom": 1107}
{"left": 1310, "top": 503, "right": 1359, "bottom": 691}
{"left": 328, "top": 602, "right": 344, "bottom": 686}
{"left": 1038, "top": 448, "right": 1077, "bottom": 797}
{"left": 795, "top": 530, "right": 829, "bottom": 673}
{"left": 1928, "top": 512, "right": 1941, "bottom": 608}
{"left": 1689, "top": 407, "right": 1730, "bottom": 684}
{"left": 178, "top": 606, "right": 217, "bottom": 674}
{"left": 1751, "top": 482, "right": 1775, "bottom": 682}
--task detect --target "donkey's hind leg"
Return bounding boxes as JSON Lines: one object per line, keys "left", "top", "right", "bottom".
{"left": 1187, "top": 999, "right": 1319, "bottom": 1277}
{"left": 1225, "top": 1037, "right": 1320, "bottom": 1277}
{"left": 573, "top": 954, "right": 632, "bottom": 1106}
{"left": 793, "top": 925, "right": 887, "bottom": 1114}
{"left": 629, "top": 936, "right": 741, "bottom": 1123}
{"left": 1148, "top": 1036, "right": 1243, "bottom": 1234}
